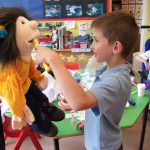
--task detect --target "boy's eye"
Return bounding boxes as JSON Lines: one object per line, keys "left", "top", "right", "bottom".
{"left": 93, "top": 38, "right": 99, "bottom": 42}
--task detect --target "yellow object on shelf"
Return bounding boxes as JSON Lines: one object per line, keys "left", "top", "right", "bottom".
{"left": 77, "top": 53, "right": 89, "bottom": 62}
{"left": 59, "top": 53, "right": 66, "bottom": 61}
{"left": 66, "top": 55, "right": 78, "bottom": 62}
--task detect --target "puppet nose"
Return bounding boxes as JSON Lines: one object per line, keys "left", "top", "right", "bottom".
{"left": 29, "top": 20, "right": 38, "bottom": 30}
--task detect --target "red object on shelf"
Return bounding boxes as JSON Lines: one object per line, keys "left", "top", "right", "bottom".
{"left": 64, "top": 44, "right": 70, "bottom": 49}
{"left": 64, "top": 62, "right": 79, "bottom": 70}
{"left": 38, "top": 37, "right": 52, "bottom": 42}
{"left": 3, "top": 115, "right": 42, "bottom": 150}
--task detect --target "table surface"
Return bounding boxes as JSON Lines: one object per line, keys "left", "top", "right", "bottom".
{"left": 5, "top": 87, "right": 150, "bottom": 138}
{"left": 53, "top": 86, "right": 150, "bottom": 138}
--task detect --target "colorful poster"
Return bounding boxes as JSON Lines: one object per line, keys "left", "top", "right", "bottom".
{"left": 129, "top": 4, "right": 135, "bottom": 16}
{"left": 45, "top": 4, "right": 61, "bottom": 18}
{"left": 43, "top": 0, "right": 108, "bottom": 18}
{"left": 86, "top": 2, "right": 104, "bottom": 16}
{"left": 65, "top": 4, "right": 83, "bottom": 17}
{"left": 122, "top": 5, "right": 129, "bottom": 12}
{"left": 136, "top": 0, "right": 143, "bottom": 3}
{"left": 122, "top": 0, "right": 143, "bottom": 30}
{"left": 129, "top": 0, "right": 135, "bottom": 3}
{"left": 135, "top": 4, "right": 143, "bottom": 19}
{"left": 122, "top": 0, "right": 129, "bottom": 4}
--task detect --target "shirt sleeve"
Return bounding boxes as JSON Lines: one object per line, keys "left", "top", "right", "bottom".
{"left": 28, "top": 58, "right": 44, "bottom": 86}
{"left": 1, "top": 68, "right": 26, "bottom": 118}
{"left": 140, "top": 51, "right": 150, "bottom": 60}
{"left": 89, "top": 76, "right": 121, "bottom": 116}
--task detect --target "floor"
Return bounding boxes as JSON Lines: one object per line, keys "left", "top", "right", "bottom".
{"left": 5, "top": 115, "right": 150, "bottom": 150}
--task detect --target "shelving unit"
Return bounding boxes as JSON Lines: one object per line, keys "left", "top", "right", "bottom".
{"left": 55, "top": 49, "right": 93, "bottom": 56}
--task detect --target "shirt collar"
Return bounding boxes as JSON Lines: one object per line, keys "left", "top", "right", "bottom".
{"left": 96, "top": 63, "right": 131, "bottom": 79}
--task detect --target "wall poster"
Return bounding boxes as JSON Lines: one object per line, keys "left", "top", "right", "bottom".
{"left": 122, "top": 0, "right": 143, "bottom": 27}
{"left": 43, "top": 0, "right": 109, "bottom": 19}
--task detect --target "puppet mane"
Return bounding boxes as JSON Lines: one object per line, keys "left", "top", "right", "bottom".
{"left": 0, "top": 7, "right": 32, "bottom": 68}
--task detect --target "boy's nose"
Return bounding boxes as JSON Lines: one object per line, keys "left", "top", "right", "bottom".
{"left": 29, "top": 20, "right": 38, "bottom": 30}
{"left": 90, "top": 44, "right": 94, "bottom": 51}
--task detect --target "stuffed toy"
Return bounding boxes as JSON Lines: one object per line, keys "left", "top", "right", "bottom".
{"left": 0, "top": 7, "right": 64, "bottom": 136}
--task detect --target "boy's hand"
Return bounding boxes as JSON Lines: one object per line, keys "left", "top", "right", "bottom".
{"left": 76, "top": 120, "right": 84, "bottom": 129}
{"left": 35, "top": 46, "right": 59, "bottom": 64}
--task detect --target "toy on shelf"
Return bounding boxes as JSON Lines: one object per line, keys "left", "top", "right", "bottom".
{"left": 71, "top": 34, "right": 93, "bottom": 52}
{"left": 72, "top": 41, "right": 80, "bottom": 48}
{"left": 63, "top": 31, "right": 73, "bottom": 49}
{"left": 38, "top": 24, "right": 66, "bottom": 50}
{"left": 52, "top": 26, "right": 59, "bottom": 49}
{"left": 38, "top": 35, "right": 52, "bottom": 43}
{"left": 37, "top": 20, "right": 93, "bottom": 52}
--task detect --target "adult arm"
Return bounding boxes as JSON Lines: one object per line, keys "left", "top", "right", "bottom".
{"left": 136, "top": 52, "right": 150, "bottom": 71}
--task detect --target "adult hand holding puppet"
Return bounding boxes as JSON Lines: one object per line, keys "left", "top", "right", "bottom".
{"left": 0, "top": 7, "right": 64, "bottom": 136}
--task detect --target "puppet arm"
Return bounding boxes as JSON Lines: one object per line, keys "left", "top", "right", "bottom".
{"left": 2, "top": 71, "right": 35, "bottom": 130}
{"left": 29, "top": 58, "right": 48, "bottom": 90}
{"left": 12, "top": 105, "right": 35, "bottom": 130}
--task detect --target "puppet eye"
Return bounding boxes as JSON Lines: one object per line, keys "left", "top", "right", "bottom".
{"left": 21, "top": 20, "right": 25, "bottom": 24}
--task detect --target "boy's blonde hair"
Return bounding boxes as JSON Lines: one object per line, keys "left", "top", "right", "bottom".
{"left": 91, "top": 11, "right": 139, "bottom": 59}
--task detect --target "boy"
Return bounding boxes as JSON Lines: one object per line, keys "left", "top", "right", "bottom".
{"left": 35, "top": 11, "right": 139, "bottom": 150}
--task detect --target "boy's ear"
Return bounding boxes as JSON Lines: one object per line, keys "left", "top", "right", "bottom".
{"left": 112, "top": 41, "right": 123, "bottom": 55}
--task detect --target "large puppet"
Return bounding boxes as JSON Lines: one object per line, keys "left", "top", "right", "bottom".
{"left": 0, "top": 7, "right": 64, "bottom": 136}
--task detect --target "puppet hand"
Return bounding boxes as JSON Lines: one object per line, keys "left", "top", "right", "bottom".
{"left": 12, "top": 115, "right": 27, "bottom": 130}
{"left": 23, "top": 105, "right": 35, "bottom": 125}
{"left": 12, "top": 105, "right": 35, "bottom": 130}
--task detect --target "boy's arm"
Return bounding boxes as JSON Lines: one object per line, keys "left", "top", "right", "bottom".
{"left": 35, "top": 47, "right": 97, "bottom": 111}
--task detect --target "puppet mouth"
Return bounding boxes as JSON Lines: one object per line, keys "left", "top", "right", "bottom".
{"left": 28, "top": 31, "right": 40, "bottom": 47}
{"left": 28, "top": 39, "right": 35, "bottom": 48}
{"left": 28, "top": 39, "right": 34, "bottom": 44}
